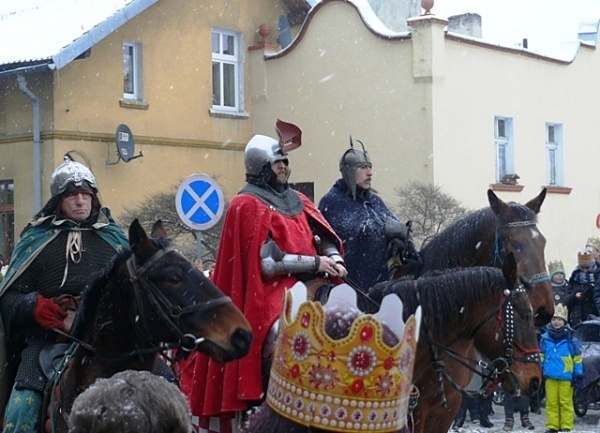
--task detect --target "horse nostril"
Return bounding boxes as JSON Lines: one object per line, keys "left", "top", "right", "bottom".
{"left": 232, "top": 328, "right": 253, "bottom": 353}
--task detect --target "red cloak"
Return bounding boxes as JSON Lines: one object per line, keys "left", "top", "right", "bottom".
{"left": 180, "top": 190, "right": 342, "bottom": 418}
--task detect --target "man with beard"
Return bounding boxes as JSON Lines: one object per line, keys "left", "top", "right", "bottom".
{"left": 180, "top": 120, "right": 346, "bottom": 433}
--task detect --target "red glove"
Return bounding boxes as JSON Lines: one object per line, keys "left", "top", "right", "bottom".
{"left": 33, "top": 294, "right": 68, "bottom": 330}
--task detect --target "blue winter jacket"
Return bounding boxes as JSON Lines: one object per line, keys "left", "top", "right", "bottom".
{"left": 539, "top": 326, "right": 583, "bottom": 381}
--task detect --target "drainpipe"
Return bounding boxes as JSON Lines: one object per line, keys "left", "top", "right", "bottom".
{"left": 17, "top": 75, "right": 42, "bottom": 213}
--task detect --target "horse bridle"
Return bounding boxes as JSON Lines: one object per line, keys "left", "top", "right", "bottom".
{"left": 126, "top": 246, "right": 233, "bottom": 352}
{"left": 421, "top": 282, "right": 540, "bottom": 406}
{"left": 493, "top": 220, "right": 550, "bottom": 286}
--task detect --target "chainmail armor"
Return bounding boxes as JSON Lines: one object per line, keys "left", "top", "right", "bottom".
{"left": 239, "top": 183, "right": 303, "bottom": 217}
{"left": 1, "top": 230, "right": 119, "bottom": 392}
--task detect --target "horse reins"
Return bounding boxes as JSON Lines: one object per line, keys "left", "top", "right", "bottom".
{"left": 418, "top": 281, "right": 540, "bottom": 405}
{"left": 126, "top": 246, "right": 233, "bottom": 352}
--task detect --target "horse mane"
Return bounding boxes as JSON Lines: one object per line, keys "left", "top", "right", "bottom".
{"left": 420, "top": 202, "right": 538, "bottom": 270}
{"left": 371, "top": 267, "right": 507, "bottom": 338}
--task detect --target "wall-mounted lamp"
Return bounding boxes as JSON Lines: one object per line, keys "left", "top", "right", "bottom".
{"left": 106, "top": 123, "right": 144, "bottom": 167}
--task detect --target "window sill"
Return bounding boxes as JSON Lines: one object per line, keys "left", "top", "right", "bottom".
{"left": 544, "top": 185, "right": 572, "bottom": 195}
{"left": 119, "top": 99, "right": 149, "bottom": 110}
{"left": 489, "top": 183, "right": 524, "bottom": 192}
{"left": 209, "top": 109, "right": 249, "bottom": 120}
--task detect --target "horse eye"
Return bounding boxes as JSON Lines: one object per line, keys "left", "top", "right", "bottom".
{"left": 167, "top": 275, "right": 181, "bottom": 284}
{"left": 511, "top": 241, "right": 524, "bottom": 252}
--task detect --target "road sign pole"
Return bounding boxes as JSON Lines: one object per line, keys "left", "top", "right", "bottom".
{"left": 195, "top": 230, "right": 203, "bottom": 261}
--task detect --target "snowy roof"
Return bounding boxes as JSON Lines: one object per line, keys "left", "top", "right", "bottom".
{"left": 0, "top": 0, "right": 157, "bottom": 77}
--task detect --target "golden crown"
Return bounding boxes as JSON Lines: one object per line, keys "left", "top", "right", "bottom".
{"left": 587, "top": 237, "right": 600, "bottom": 252}
{"left": 266, "top": 283, "right": 421, "bottom": 433}
{"left": 547, "top": 260, "right": 565, "bottom": 276}
{"left": 578, "top": 248, "right": 593, "bottom": 264}
{"left": 553, "top": 303, "right": 569, "bottom": 322}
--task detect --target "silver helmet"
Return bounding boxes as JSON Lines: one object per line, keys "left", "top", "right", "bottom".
{"left": 245, "top": 120, "right": 302, "bottom": 186}
{"left": 339, "top": 137, "right": 372, "bottom": 200}
{"left": 50, "top": 157, "right": 97, "bottom": 197}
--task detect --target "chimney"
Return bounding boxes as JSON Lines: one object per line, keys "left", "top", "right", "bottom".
{"left": 447, "top": 13, "right": 482, "bottom": 38}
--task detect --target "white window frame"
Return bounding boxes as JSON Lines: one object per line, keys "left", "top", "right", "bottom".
{"left": 211, "top": 28, "right": 243, "bottom": 113}
{"left": 123, "top": 41, "right": 143, "bottom": 100}
{"left": 546, "top": 123, "right": 564, "bottom": 186}
{"left": 494, "top": 117, "right": 515, "bottom": 183}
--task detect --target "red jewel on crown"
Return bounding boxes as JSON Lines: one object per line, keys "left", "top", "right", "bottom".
{"left": 360, "top": 324, "right": 374, "bottom": 341}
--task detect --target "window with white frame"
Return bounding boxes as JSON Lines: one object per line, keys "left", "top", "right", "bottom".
{"left": 123, "top": 42, "right": 143, "bottom": 100}
{"left": 494, "top": 117, "right": 515, "bottom": 183}
{"left": 212, "top": 29, "right": 242, "bottom": 112}
{"left": 546, "top": 123, "right": 564, "bottom": 186}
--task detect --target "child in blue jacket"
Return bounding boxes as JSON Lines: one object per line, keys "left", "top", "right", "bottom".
{"left": 539, "top": 303, "right": 584, "bottom": 433}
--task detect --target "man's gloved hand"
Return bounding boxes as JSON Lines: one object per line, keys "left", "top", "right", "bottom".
{"left": 573, "top": 375, "right": 585, "bottom": 390}
{"left": 387, "top": 238, "right": 406, "bottom": 260}
{"left": 34, "top": 294, "right": 68, "bottom": 330}
{"left": 384, "top": 220, "right": 408, "bottom": 241}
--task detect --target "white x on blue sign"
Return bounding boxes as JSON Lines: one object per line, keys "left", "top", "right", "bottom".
{"left": 175, "top": 173, "right": 224, "bottom": 230}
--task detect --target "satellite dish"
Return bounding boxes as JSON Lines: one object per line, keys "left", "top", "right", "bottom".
{"left": 106, "top": 124, "right": 144, "bottom": 167}
{"left": 278, "top": 15, "right": 292, "bottom": 49}
{"left": 116, "top": 124, "right": 135, "bottom": 162}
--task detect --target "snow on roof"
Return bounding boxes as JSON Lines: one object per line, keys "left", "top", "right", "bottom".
{"left": 0, "top": 0, "right": 156, "bottom": 72}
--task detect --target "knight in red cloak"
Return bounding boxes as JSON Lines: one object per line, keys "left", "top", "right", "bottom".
{"left": 180, "top": 120, "right": 347, "bottom": 432}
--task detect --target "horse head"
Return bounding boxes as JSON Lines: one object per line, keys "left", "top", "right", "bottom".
{"left": 471, "top": 253, "right": 542, "bottom": 397}
{"left": 128, "top": 219, "right": 253, "bottom": 363}
{"left": 488, "top": 188, "right": 553, "bottom": 326}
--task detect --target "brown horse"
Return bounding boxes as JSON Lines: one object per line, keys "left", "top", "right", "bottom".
{"left": 49, "top": 220, "right": 253, "bottom": 432}
{"left": 396, "top": 188, "right": 553, "bottom": 326}
{"left": 371, "top": 254, "right": 541, "bottom": 433}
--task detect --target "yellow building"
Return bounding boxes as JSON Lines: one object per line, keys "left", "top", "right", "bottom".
{"left": 0, "top": 0, "right": 309, "bottom": 260}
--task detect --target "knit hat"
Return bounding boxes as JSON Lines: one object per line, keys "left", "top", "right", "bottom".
{"left": 552, "top": 303, "right": 568, "bottom": 323}
{"left": 578, "top": 247, "right": 595, "bottom": 269}
{"left": 547, "top": 260, "right": 565, "bottom": 279}
{"left": 586, "top": 237, "right": 600, "bottom": 253}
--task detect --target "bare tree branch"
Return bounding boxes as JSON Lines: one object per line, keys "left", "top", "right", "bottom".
{"left": 392, "top": 181, "right": 470, "bottom": 248}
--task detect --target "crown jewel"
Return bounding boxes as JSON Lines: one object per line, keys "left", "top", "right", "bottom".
{"left": 266, "top": 283, "right": 421, "bottom": 433}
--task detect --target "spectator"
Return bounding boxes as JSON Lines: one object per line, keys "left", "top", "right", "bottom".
{"left": 564, "top": 247, "right": 600, "bottom": 327}
{"left": 502, "top": 394, "right": 534, "bottom": 430}
{"left": 548, "top": 260, "right": 569, "bottom": 305}
{"left": 0, "top": 156, "right": 128, "bottom": 432}
{"left": 586, "top": 237, "right": 600, "bottom": 262}
{"left": 318, "top": 138, "right": 418, "bottom": 299}
{"left": 179, "top": 120, "right": 346, "bottom": 432}
{"left": 68, "top": 370, "right": 191, "bottom": 433}
{"left": 539, "top": 303, "right": 584, "bottom": 433}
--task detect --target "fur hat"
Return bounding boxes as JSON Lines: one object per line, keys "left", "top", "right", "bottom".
{"left": 547, "top": 260, "right": 565, "bottom": 279}
{"left": 552, "top": 303, "right": 569, "bottom": 323}
{"left": 578, "top": 247, "right": 595, "bottom": 269}
{"left": 586, "top": 237, "right": 600, "bottom": 253}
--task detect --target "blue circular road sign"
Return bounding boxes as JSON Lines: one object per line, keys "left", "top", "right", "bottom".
{"left": 175, "top": 174, "right": 224, "bottom": 230}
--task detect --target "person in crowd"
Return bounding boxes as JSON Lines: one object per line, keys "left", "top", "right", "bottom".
{"left": 318, "top": 138, "right": 418, "bottom": 299}
{"left": 564, "top": 247, "right": 600, "bottom": 327}
{"left": 68, "top": 370, "right": 191, "bottom": 433}
{"left": 451, "top": 393, "right": 479, "bottom": 429}
{"left": 540, "top": 304, "right": 584, "bottom": 433}
{"left": 548, "top": 259, "right": 569, "bottom": 305}
{"left": 502, "top": 394, "right": 535, "bottom": 431}
{"left": 0, "top": 156, "right": 129, "bottom": 432}
{"left": 180, "top": 120, "right": 346, "bottom": 432}
{"left": 586, "top": 236, "right": 600, "bottom": 262}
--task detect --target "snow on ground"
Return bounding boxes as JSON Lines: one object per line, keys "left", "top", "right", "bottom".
{"left": 449, "top": 403, "right": 600, "bottom": 433}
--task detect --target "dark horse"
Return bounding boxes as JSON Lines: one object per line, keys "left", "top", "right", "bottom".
{"left": 48, "top": 220, "right": 253, "bottom": 433}
{"left": 395, "top": 188, "right": 553, "bottom": 326}
{"left": 370, "top": 254, "right": 541, "bottom": 433}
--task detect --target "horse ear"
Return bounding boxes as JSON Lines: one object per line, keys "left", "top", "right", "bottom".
{"left": 129, "top": 219, "right": 156, "bottom": 260}
{"left": 502, "top": 252, "right": 518, "bottom": 285}
{"left": 524, "top": 188, "right": 547, "bottom": 214}
{"left": 150, "top": 220, "right": 169, "bottom": 241}
{"left": 487, "top": 189, "right": 510, "bottom": 217}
